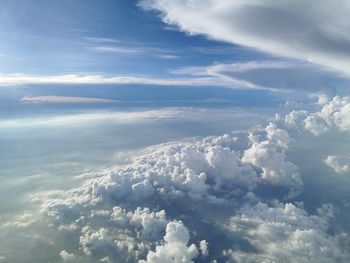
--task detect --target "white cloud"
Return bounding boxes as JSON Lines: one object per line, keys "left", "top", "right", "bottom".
{"left": 139, "top": 221, "right": 199, "bottom": 263}
{"left": 0, "top": 108, "right": 267, "bottom": 131}
{"left": 0, "top": 109, "right": 190, "bottom": 128}
{"left": 242, "top": 125, "right": 302, "bottom": 198}
{"left": 2, "top": 60, "right": 338, "bottom": 93}
{"left": 225, "top": 202, "right": 348, "bottom": 262}
{"left": 0, "top": 73, "right": 253, "bottom": 89}
{"left": 284, "top": 96, "right": 350, "bottom": 135}
{"left": 170, "top": 61, "right": 295, "bottom": 76}
{"left": 140, "top": 0, "right": 350, "bottom": 75}
{"left": 78, "top": 207, "right": 171, "bottom": 261}
{"left": 60, "top": 250, "right": 77, "bottom": 262}
{"left": 35, "top": 119, "right": 313, "bottom": 261}
{"left": 40, "top": 134, "right": 261, "bottom": 218}
{"left": 1, "top": 60, "right": 344, "bottom": 94}
{"left": 284, "top": 110, "right": 309, "bottom": 130}
{"left": 316, "top": 93, "right": 331, "bottom": 106}
{"left": 324, "top": 156, "right": 350, "bottom": 174}
{"left": 90, "top": 45, "right": 180, "bottom": 59}
{"left": 91, "top": 46, "right": 144, "bottom": 54}
{"left": 199, "top": 240, "right": 209, "bottom": 256}
{"left": 265, "top": 122, "right": 290, "bottom": 149}
{"left": 85, "top": 36, "right": 180, "bottom": 59}
{"left": 1, "top": 213, "right": 37, "bottom": 228}
{"left": 319, "top": 96, "right": 350, "bottom": 132}
{"left": 22, "top": 95, "right": 350, "bottom": 262}
{"left": 304, "top": 115, "right": 329, "bottom": 136}
{"left": 20, "top": 96, "right": 117, "bottom": 104}
{"left": 128, "top": 208, "right": 168, "bottom": 241}
{"left": 170, "top": 60, "right": 346, "bottom": 93}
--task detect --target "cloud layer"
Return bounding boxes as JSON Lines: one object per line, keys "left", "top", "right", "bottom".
{"left": 3, "top": 96, "right": 350, "bottom": 262}
{"left": 27, "top": 96, "right": 350, "bottom": 262}
{"left": 140, "top": 0, "right": 350, "bottom": 75}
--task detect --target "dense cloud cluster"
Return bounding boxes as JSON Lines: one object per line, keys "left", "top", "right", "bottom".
{"left": 23, "top": 96, "right": 350, "bottom": 262}
{"left": 242, "top": 123, "right": 302, "bottom": 198}
{"left": 284, "top": 96, "right": 350, "bottom": 135}
{"left": 140, "top": 221, "right": 199, "bottom": 263}
{"left": 225, "top": 202, "right": 349, "bottom": 263}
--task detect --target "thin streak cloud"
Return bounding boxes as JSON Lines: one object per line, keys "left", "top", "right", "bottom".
{"left": 20, "top": 96, "right": 117, "bottom": 104}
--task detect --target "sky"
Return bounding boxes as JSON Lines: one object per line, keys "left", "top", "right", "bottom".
{"left": 1, "top": 1, "right": 350, "bottom": 263}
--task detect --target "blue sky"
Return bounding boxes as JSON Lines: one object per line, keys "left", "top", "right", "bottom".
{"left": 0, "top": 0, "right": 285, "bottom": 120}
{"left": 1, "top": 0, "right": 348, "bottom": 116}
{"left": 0, "top": 0, "right": 270, "bottom": 74}
{"left": 2, "top": 1, "right": 350, "bottom": 263}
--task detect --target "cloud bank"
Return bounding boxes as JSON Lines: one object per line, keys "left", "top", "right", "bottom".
{"left": 24, "top": 96, "right": 350, "bottom": 262}
{"left": 3, "top": 96, "right": 350, "bottom": 262}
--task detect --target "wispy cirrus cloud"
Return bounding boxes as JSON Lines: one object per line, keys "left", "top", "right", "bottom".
{"left": 0, "top": 59, "right": 346, "bottom": 94}
{"left": 171, "top": 60, "right": 347, "bottom": 93}
{"left": 0, "top": 107, "right": 266, "bottom": 128}
{"left": 0, "top": 59, "right": 346, "bottom": 96}
{"left": 20, "top": 96, "right": 117, "bottom": 104}
{"left": 0, "top": 109, "right": 187, "bottom": 128}
{"left": 0, "top": 73, "right": 258, "bottom": 90}
{"left": 90, "top": 46, "right": 145, "bottom": 54}
{"left": 85, "top": 36, "right": 180, "bottom": 59}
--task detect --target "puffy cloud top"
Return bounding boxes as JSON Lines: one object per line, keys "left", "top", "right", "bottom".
{"left": 284, "top": 96, "right": 350, "bottom": 135}
{"left": 32, "top": 96, "right": 350, "bottom": 262}
{"left": 140, "top": 221, "right": 199, "bottom": 263}
{"left": 226, "top": 202, "right": 348, "bottom": 263}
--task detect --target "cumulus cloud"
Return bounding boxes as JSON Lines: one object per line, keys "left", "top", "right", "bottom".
{"left": 60, "top": 250, "right": 77, "bottom": 262}
{"left": 41, "top": 134, "right": 260, "bottom": 217}
{"left": 265, "top": 122, "right": 290, "bottom": 148}
{"left": 304, "top": 114, "right": 329, "bottom": 136}
{"left": 35, "top": 118, "right": 315, "bottom": 261}
{"left": 225, "top": 202, "right": 349, "bottom": 263}
{"left": 284, "top": 96, "right": 350, "bottom": 135}
{"left": 242, "top": 123, "right": 302, "bottom": 198}
{"left": 77, "top": 207, "right": 171, "bottom": 262}
{"left": 140, "top": 0, "right": 350, "bottom": 75}
{"left": 23, "top": 95, "right": 350, "bottom": 262}
{"left": 139, "top": 221, "right": 199, "bottom": 263}
{"left": 324, "top": 156, "right": 350, "bottom": 174}
{"left": 319, "top": 96, "right": 350, "bottom": 131}
{"left": 284, "top": 110, "right": 309, "bottom": 130}
{"left": 199, "top": 240, "right": 209, "bottom": 257}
